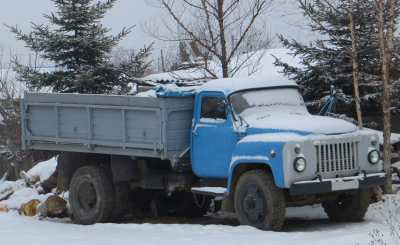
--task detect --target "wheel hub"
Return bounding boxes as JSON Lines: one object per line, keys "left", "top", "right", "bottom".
{"left": 243, "top": 185, "right": 265, "bottom": 223}
{"left": 78, "top": 181, "right": 97, "bottom": 211}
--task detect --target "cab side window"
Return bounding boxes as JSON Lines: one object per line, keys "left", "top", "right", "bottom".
{"left": 201, "top": 97, "right": 227, "bottom": 120}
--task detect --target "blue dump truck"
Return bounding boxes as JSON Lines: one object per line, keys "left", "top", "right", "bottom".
{"left": 21, "top": 77, "right": 385, "bottom": 230}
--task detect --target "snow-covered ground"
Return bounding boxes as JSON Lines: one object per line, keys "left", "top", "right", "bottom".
{"left": 0, "top": 196, "right": 399, "bottom": 245}
{"left": 0, "top": 156, "right": 399, "bottom": 245}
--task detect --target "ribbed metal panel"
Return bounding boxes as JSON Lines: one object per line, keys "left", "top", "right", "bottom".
{"left": 316, "top": 141, "right": 359, "bottom": 177}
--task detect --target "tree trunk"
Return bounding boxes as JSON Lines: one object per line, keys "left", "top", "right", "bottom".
{"left": 377, "top": 0, "right": 393, "bottom": 193}
{"left": 217, "top": 0, "right": 229, "bottom": 78}
{"left": 348, "top": 11, "right": 363, "bottom": 128}
{"left": 160, "top": 49, "right": 166, "bottom": 72}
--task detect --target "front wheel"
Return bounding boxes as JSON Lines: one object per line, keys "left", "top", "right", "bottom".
{"left": 69, "top": 166, "right": 115, "bottom": 225}
{"left": 234, "top": 170, "right": 286, "bottom": 231}
{"left": 322, "top": 190, "right": 370, "bottom": 222}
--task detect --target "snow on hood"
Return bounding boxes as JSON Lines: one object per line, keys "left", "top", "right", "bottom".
{"left": 246, "top": 112, "right": 358, "bottom": 135}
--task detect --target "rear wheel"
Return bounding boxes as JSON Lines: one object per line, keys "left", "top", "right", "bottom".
{"left": 322, "top": 190, "right": 370, "bottom": 222}
{"left": 69, "top": 166, "right": 115, "bottom": 225}
{"left": 234, "top": 170, "right": 286, "bottom": 231}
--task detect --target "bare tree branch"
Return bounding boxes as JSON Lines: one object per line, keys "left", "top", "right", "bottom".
{"left": 154, "top": 0, "right": 273, "bottom": 78}
{"left": 227, "top": 0, "right": 267, "bottom": 63}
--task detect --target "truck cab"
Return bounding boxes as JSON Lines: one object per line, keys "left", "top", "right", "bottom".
{"left": 190, "top": 77, "right": 385, "bottom": 230}
{"left": 21, "top": 76, "right": 386, "bottom": 230}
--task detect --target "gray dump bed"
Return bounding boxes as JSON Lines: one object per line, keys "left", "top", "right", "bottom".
{"left": 21, "top": 93, "right": 194, "bottom": 161}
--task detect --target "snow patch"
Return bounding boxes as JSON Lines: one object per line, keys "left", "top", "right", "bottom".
{"left": 245, "top": 112, "right": 358, "bottom": 135}
{"left": 239, "top": 129, "right": 379, "bottom": 144}
{"left": 199, "top": 76, "right": 296, "bottom": 95}
{"left": 136, "top": 89, "right": 157, "bottom": 97}
{"left": 191, "top": 187, "right": 227, "bottom": 195}
{"left": 0, "top": 157, "right": 58, "bottom": 210}
{"left": 199, "top": 118, "right": 226, "bottom": 124}
{"left": 240, "top": 133, "right": 307, "bottom": 143}
{"left": 28, "top": 157, "right": 58, "bottom": 182}
{"left": 0, "top": 196, "right": 399, "bottom": 245}
{"left": 230, "top": 155, "right": 270, "bottom": 166}
{"left": 2, "top": 187, "right": 52, "bottom": 210}
{"left": 141, "top": 68, "right": 210, "bottom": 84}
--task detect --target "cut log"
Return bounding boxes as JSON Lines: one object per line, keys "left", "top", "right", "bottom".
{"left": 0, "top": 203, "right": 8, "bottom": 213}
{"left": 20, "top": 199, "right": 41, "bottom": 216}
{"left": 37, "top": 195, "right": 67, "bottom": 218}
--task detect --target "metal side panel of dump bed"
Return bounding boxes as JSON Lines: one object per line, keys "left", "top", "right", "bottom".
{"left": 21, "top": 93, "right": 194, "bottom": 161}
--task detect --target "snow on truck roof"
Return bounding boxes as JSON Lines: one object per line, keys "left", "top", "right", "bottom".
{"left": 199, "top": 76, "right": 298, "bottom": 95}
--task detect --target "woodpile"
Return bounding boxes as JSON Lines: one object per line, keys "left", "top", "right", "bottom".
{"left": 18, "top": 195, "right": 69, "bottom": 218}
{"left": 0, "top": 158, "right": 69, "bottom": 219}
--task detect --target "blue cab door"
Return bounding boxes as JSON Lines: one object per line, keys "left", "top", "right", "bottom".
{"left": 191, "top": 92, "right": 238, "bottom": 178}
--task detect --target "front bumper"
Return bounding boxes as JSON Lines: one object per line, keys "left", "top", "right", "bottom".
{"left": 289, "top": 173, "right": 386, "bottom": 196}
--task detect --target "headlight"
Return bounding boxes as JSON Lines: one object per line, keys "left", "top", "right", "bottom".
{"left": 368, "top": 150, "right": 380, "bottom": 164}
{"left": 294, "top": 157, "right": 307, "bottom": 172}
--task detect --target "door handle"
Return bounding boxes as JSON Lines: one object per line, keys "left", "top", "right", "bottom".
{"left": 192, "top": 124, "right": 200, "bottom": 136}
{"left": 192, "top": 127, "right": 198, "bottom": 136}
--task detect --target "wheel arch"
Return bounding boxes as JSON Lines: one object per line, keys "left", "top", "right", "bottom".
{"left": 57, "top": 152, "right": 111, "bottom": 191}
{"left": 228, "top": 162, "right": 272, "bottom": 194}
{"left": 227, "top": 159, "right": 286, "bottom": 195}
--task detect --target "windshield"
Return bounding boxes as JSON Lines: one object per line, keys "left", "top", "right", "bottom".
{"left": 230, "top": 88, "right": 307, "bottom": 117}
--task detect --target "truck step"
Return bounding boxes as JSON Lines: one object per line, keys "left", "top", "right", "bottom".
{"left": 191, "top": 187, "right": 227, "bottom": 199}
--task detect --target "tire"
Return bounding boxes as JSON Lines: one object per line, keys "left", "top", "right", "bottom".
{"left": 234, "top": 170, "right": 286, "bottom": 231}
{"left": 322, "top": 189, "right": 370, "bottom": 222}
{"left": 69, "top": 166, "right": 115, "bottom": 225}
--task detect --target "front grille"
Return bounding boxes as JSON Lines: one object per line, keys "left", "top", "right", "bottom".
{"left": 316, "top": 141, "right": 359, "bottom": 176}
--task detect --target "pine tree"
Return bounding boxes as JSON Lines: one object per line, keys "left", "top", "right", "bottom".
{"left": 275, "top": 0, "right": 400, "bottom": 122}
{"left": 117, "top": 45, "right": 153, "bottom": 79}
{"left": 9, "top": 0, "right": 133, "bottom": 94}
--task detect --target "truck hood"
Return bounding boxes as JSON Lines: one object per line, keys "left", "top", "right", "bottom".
{"left": 245, "top": 112, "right": 358, "bottom": 135}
